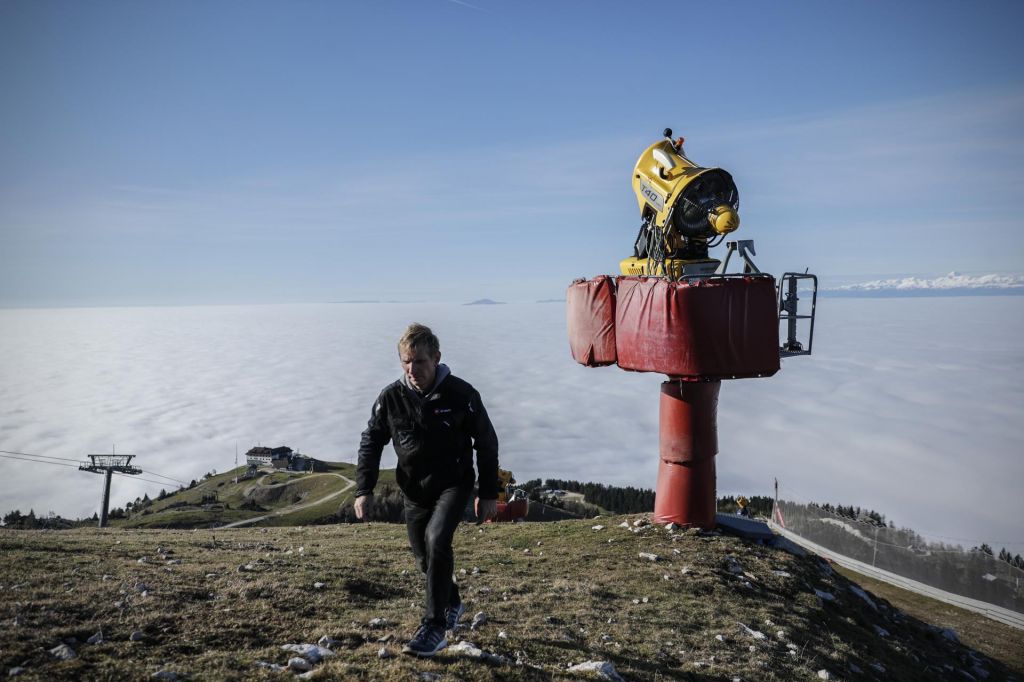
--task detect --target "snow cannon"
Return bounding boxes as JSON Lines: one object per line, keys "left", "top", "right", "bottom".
{"left": 476, "top": 468, "right": 529, "bottom": 522}
{"left": 566, "top": 129, "right": 818, "bottom": 530}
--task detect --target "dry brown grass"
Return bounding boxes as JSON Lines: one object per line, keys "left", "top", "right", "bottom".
{"left": 1, "top": 517, "right": 1021, "bottom": 681}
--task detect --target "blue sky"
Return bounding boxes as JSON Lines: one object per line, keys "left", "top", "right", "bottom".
{"left": 1, "top": 0, "right": 1022, "bottom": 306}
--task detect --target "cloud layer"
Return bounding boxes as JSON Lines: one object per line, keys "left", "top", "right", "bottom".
{"left": 1, "top": 298, "right": 1021, "bottom": 555}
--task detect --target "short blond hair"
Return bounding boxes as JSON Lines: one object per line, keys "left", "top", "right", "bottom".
{"left": 398, "top": 323, "right": 440, "bottom": 357}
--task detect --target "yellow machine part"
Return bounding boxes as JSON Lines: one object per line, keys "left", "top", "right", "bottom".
{"left": 632, "top": 139, "right": 740, "bottom": 235}
{"left": 496, "top": 468, "right": 515, "bottom": 503}
{"left": 619, "top": 256, "right": 720, "bottom": 278}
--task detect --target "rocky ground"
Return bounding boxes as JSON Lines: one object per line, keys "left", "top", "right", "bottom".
{"left": 1, "top": 515, "right": 1021, "bottom": 681}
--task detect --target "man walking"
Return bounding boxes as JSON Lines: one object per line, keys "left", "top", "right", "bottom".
{"left": 354, "top": 323, "right": 499, "bottom": 657}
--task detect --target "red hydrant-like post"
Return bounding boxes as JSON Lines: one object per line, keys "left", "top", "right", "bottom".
{"left": 655, "top": 380, "right": 720, "bottom": 527}
{"left": 567, "top": 274, "right": 789, "bottom": 530}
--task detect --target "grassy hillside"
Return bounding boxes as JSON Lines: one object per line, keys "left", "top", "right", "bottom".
{"left": 116, "top": 462, "right": 382, "bottom": 529}
{"left": 2, "top": 516, "right": 1021, "bottom": 681}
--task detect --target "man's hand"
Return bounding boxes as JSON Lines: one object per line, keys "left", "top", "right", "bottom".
{"left": 354, "top": 494, "right": 374, "bottom": 521}
{"left": 476, "top": 497, "right": 498, "bottom": 524}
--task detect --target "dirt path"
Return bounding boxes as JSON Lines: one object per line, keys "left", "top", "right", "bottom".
{"left": 217, "top": 472, "right": 354, "bottom": 529}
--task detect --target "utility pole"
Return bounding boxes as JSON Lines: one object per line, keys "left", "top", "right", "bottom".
{"left": 79, "top": 447, "right": 142, "bottom": 528}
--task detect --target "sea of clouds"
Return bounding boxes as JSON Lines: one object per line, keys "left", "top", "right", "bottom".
{"left": 1, "top": 297, "right": 1021, "bottom": 555}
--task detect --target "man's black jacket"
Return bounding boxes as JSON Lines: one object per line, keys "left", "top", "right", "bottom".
{"left": 356, "top": 371, "right": 499, "bottom": 504}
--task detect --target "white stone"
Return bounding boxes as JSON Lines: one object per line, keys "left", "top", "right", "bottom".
{"left": 378, "top": 647, "right": 392, "bottom": 659}
{"left": 567, "top": 660, "right": 624, "bottom": 682}
{"left": 715, "top": 635, "right": 725, "bottom": 642}
{"left": 287, "top": 657, "right": 312, "bottom": 672}
{"left": 281, "top": 643, "right": 335, "bottom": 663}
{"left": 368, "top": 618, "right": 389, "bottom": 628}
{"left": 817, "top": 670, "right": 831, "bottom": 680}
{"left": 49, "top": 644, "right": 77, "bottom": 660}
{"left": 151, "top": 671, "right": 179, "bottom": 680}
{"left": 618, "top": 522, "right": 630, "bottom": 528}
{"left": 87, "top": 631, "right": 103, "bottom": 645}
{"left": 8, "top": 667, "right": 25, "bottom": 677}
{"left": 638, "top": 552, "right": 659, "bottom": 562}
{"left": 448, "top": 641, "right": 484, "bottom": 659}
{"left": 317, "top": 636, "right": 340, "bottom": 648}
{"left": 591, "top": 525, "right": 605, "bottom": 531}
{"left": 813, "top": 589, "right": 835, "bottom": 602}
{"left": 737, "top": 623, "right": 766, "bottom": 640}
{"left": 313, "top": 582, "right": 326, "bottom": 589}
{"left": 471, "top": 611, "right": 488, "bottom": 629}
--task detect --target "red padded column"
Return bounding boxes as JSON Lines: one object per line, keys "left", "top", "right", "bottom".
{"left": 653, "top": 380, "right": 720, "bottom": 528}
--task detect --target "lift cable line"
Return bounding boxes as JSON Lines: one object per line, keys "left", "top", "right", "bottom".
{"left": 0, "top": 452, "right": 82, "bottom": 468}
{"left": 0, "top": 449, "right": 87, "bottom": 463}
{"left": 0, "top": 448, "right": 188, "bottom": 486}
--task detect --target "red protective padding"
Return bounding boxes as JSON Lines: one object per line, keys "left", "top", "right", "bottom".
{"left": 615, "top": 275, "right": 780, "bottom": 380}
{"left": 566, "top": 276, "right": 617, "bottom": 367}
{"left": 653, "top": 457, "right": 717, "bottom": 529}
{"left": 653, "top": 381, "right": 719, "bottom": 529}
{"left": 659, "top": 381, "right": 719, "bottom": 464}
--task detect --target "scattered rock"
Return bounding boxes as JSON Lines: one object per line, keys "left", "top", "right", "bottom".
{"left": 618, "top": 522, "right": 630, "bottom": 529}
{"left": 632, "top": 519, "right": 648, "bottom": 528}
{"left": 870, "top": 663, "right": 886, "bottom": 674}
{"left": 317, "top": 636, "right": 340, "bottom": 649}
{"left": 725, "top": 557, "right": 744, "bottom": 574}
{"left": 680, "top": 566, "right": 690, "bottom": 575}
{"left": 136, "top": 557, "right": 147, "bottom": 564}
{"left": 638, "top": 552, "right": 659, "bottom": 562}
{"left": 498, "top": 630, "right": 508, "bottom": 639}
{"left": 776, "top": 630, "right": 786, "bottom": 639}
{"left": 151, "top": 671, "right": 179, "bottom": 680}
{"left": 849, "top": 584, "right": 877, "bottom": 610}
{"left": 937, "top": 627, "right": 960, "bottom": 644}
{"left": 813, "top": 589, "right": 836, "bottom": 602}
{"left": 378, "top": 647, "right": 392, "bottom": 659}
{"left": 129, "top": 631, "right": 144, "bottom": 642}
{"left": 771, "top": 570, "right": 791, "bottom": 577}
{"left": 471, "top": 612, "right": 488, "bottom": 629}
{"left": 86, "top": 631, "right": 103, "bottom": 645}
{"left": 165, "top": 559, "right": 181, "bottom": 566}
{"left": 665, "top": 522, "right": 679, "bottom": 531}
{"left": 49, "top": 643, "right": 77, "bottom": 660}
{"left": 737, "top": 623, "right": 766, "bottom": 640}
{"left": 472, "top": 566, "right": 481, "bottom": 574}
{"left": 591, "top": 525, "right": 605, "bottom": 531}
{"left": 8, "top": 667, "right": 25, "bottom": 677}
{"left": 873, "top": 625, "right": 890, "bottom": 637}
{"left": 287, "top": 657, "right": 312, "bottom": 672}
{"left": 523, "top": 549, "right": 532, "bottom": 555}
{"left": 849, "top": 663, "right": 862, "bottom": 674}
{"left": 568, "top": 660, "right": 624, "bottom": 681}
{"left": 368, "top": 618, "right": 389, "bottom": 629}
{"left": 459, "top": 568, "right": 468, "bottom": 575}
{"left": 715, "top": 634, "right": 725, "bottom": 643}
{"left": 313, "top": 582, "right": 326, "bottom": 589}
{"left": 281, "top": 643, "right": 335, "bottom": 664}
{"left": 419, "top": 673, "right": 442, "bottom": 681}
{"left": 817, "top": 670, "right": 831, "bottom": 680}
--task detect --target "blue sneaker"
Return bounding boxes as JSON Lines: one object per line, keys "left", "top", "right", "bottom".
{"left": 445, "top": 601, "right": 465, "bottom": 632}
{"left": 402, "top": 621, "right": 447, "bottom": 657}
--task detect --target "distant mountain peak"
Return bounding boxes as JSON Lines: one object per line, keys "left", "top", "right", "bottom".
{"left": 464, "top": 298, "right": 505, "bottom": 305}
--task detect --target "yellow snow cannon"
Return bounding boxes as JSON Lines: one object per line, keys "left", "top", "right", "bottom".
{"left": 622, "top": 128, "right": 741, "bottom": 279}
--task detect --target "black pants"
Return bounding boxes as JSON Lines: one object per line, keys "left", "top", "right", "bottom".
{"left": 404, "top": 485, "right": 470, "bottom": 626}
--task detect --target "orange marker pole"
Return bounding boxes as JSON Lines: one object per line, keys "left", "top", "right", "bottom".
{"left": 653, "top": 380, "right": 720, "bottom": 529}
